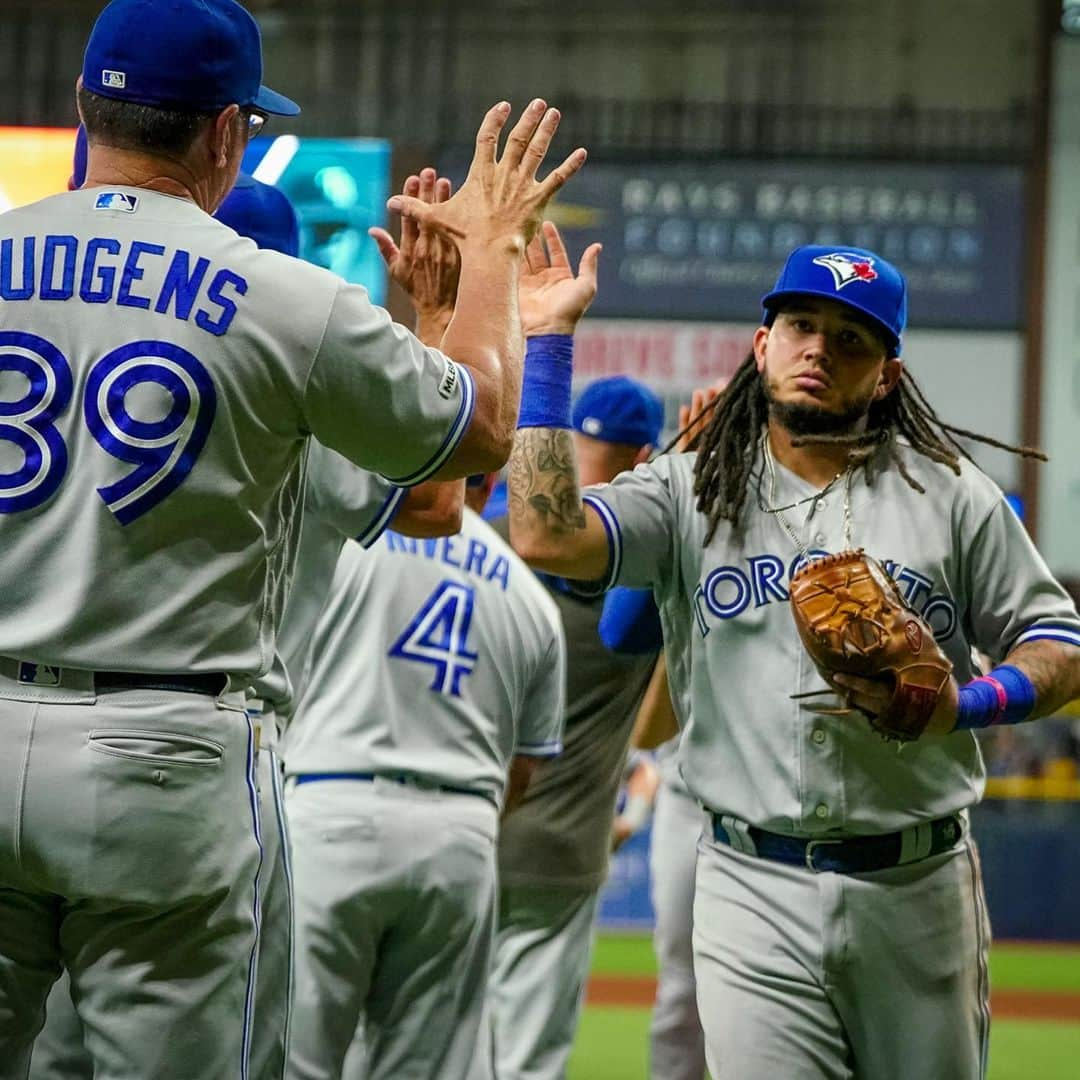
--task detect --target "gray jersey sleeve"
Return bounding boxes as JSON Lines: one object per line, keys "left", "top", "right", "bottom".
{"left": 304, "top": 441, "right": 404, "bottom": 546}
{"left": 959, "top": 489, "right": 1080, "bottom": 659}
{"left": 303, "top": 283, "right": 475, "bottom": 485}
{"left": 582, "top": 454, "right": 684, "bottom": 592}
{"left": 515, "top": 615, "right": 567, "bottom": 757}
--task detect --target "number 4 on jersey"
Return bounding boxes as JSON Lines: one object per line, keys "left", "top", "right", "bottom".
{"left": 389, "top": 580, "right": 479, "bottom": 696}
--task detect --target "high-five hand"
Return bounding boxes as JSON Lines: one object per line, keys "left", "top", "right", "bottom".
{"left": 387, "top": 101, "right": 587, "bottom": 254}
{"left": 370, "top": 168, "right": 460, "bottom": 343}
{"left": 518, "top": 221, "right": 602, "bottom": 336}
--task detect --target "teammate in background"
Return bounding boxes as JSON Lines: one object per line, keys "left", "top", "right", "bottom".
{"left": 67, "top": 125, "right": 88, "bottom": 192}
{"left": 482, "top": 232, "right": 663, "bottom": 1080}
{"left": 0, "top": 0, "right": 585, "bottom": 1073}
{"left": 506, "top": 241, "right": 1080, "bottom": 1079}
{"left": 223, "top": 167, "right": 468, "bottom": 1078}
{"left": 281, "top": 471, "right": 567, "bottom": 1080}
{"left": 598, "top": 383, "right": 727, "bottom": 1080}
{"left": 611, "top": 749, "right": 661, "bottom": 852}
{"left": 231, "top": 166, "right": 470, "bottom": 1079}
{"left": 601, "top": 591, "right": 707, "bottom": 1080}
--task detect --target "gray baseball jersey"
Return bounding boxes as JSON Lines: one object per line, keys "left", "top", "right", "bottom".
{"left": 285, "top": 507, "right": 566, "bottom": 805}
{"left": 250, "top": 440, "right": 403, "bottom": 724}
{"left": 583, "top": 441, "right": 1080, "bottom": 835}
{"left": 0, "top": 188, "right": 472, "bottom": 680}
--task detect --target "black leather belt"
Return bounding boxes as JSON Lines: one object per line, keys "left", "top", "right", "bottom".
{"left": 96, "top": 671, "right": 229, "bottom": 696}
{"left": 710, "top": 813, "right": 964, "bottom": 874}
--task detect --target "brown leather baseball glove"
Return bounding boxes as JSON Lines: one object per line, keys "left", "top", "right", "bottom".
{"left": 788, "top": 550, "right": 953, "bottom": 742}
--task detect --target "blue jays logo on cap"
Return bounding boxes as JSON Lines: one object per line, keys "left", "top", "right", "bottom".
{"left": 761, "top": 244, "right": 908, "bottom": 357}
{"left": 812, "top": 252, "right": 879, "bottom": 290}
{"left": 94, "top": 191, "right": 139, "bottom": 213}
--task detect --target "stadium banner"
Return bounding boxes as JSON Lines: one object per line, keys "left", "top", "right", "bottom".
{"left": 536, "top": 159, "right": 1026, "bottom": 328}
{"left": 573, "top": 316, "right": 752, "bottom": 434}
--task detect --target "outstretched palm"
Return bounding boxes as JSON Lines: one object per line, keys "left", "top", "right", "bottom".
{"left": 518, "top": 221, "right": 602, "bottom": 336}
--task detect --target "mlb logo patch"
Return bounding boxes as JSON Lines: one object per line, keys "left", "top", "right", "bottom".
{"left": 17, "top": 662, "right": 61, "bottom": 687}
{"left": 102, "top": 69, "right": 126, "bottom": 89}
{"left": 812, "top": 252, "right": 878, "bottom": 290}
{"left": 94, "top": 191, "right": 139, "bottom": 214}
{"left": 438, "top": 359, "right": 459, "bottom": 400}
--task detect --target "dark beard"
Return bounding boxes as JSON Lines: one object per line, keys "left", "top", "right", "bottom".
{"left": 762, "top": 379, "right": 871, "bottom": 437}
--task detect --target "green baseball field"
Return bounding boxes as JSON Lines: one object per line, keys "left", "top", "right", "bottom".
{"left": 569, "top": 934, "right": 1080, "bottom": 1079}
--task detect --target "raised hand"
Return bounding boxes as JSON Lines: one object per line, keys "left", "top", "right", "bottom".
{"left": 369, "top": 168, "right": 460, "bottom": 341}
{"left": 518, "top": 221, "right": 602, "bottom": 337}
{"left": 386, "top": 100, "right": 587, "bottom": 255}
{"left": 674, "top": 379, "right": 728, "bottom": 453}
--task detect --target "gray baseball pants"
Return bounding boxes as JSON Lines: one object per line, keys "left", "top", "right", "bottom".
{"left": 285, "top": 776, "right": 499, "bottom": 1080}
{"left": 27, "top": 723, "right": 294, "bottom": 1080}
{"left": 693, "top": 829, "right": 991, "bottom": 1080}
{"left": 482, "top": 884, "right": 600, "bottom": 1080}
{"left": 0, "top": 675, "right": 262, "bottom": 1080}
{"left": 648, "top": 782, "right": 706, "bottom": 1080}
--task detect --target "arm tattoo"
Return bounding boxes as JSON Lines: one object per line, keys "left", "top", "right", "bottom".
{"left": 1003, "top": 639, "right": 1080, "bottom": 719}
{"left": 509, "top": 427, "right": 587, "bottom": 536}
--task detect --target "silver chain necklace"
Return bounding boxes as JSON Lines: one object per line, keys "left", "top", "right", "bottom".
{"left": 760, "top": 435, "right": 854, "bottom": 559}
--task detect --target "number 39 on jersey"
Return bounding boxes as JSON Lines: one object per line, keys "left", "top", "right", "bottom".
{"left": 0, "top": 330, "right": 215, "bottom": 524}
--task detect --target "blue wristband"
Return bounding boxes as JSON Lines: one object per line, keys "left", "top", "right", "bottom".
{"left": 954, "top": 664, "right": 1036, "bottom": 730}
{"left": 517, "top": 334, "right": 573, "bottom": 430}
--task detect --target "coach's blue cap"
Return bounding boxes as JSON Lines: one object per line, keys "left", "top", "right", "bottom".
{"left": 761, "top": 244, "right": 907, "bottom": 356}
{"left": 82, "top": 0, "right": 300, "bottom": 116}
{"left": 215, "top": 174, "right": 300, "bottom": 256}
{"left": 573, "top": 377, "right": 664, "bottom": 448}
{"left": 70, "top": 125, "right": 89, "bottom": 189}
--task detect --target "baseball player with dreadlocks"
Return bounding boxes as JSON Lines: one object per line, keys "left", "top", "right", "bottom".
{"left": 503, "top": 240, "right": 1080, "bottom": 1079}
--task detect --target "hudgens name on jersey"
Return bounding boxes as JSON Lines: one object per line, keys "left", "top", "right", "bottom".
{"left": 1, "top": 234, "right": 245, "bottom": 337}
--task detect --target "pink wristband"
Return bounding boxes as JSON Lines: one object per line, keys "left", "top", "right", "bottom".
{"left": 969, "top": 675, "right": 1008, "bottom": 725}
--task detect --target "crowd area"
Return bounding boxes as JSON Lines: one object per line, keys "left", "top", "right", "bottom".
{"left": 981, "top": 707, "right": 1080, "bottom": 782}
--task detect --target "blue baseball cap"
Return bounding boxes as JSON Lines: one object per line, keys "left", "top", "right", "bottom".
{"left": 70, "top": 125, "right": 89, "bottom": 189}
{"left": 761, "top": 244, "right": 907, "bottom": 356}
{"left": 215, "top": 174, "right": 300, "bottom": 256}
{"left": 572, "top": 377, "right": 664, "bottom": 449}
{"left": 82, "top": 0, "right": 300, "bottom": 116}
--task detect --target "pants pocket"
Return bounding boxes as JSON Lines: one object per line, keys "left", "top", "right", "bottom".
{"left": 87, "top": 728, "right": 224, "bottom": 766}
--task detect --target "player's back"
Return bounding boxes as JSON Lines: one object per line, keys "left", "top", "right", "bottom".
{"left": 285, "top": 507, "right": 565, "bottom": 807}
{"left": 0, "top": 188, "right": 460, "bottom": 678}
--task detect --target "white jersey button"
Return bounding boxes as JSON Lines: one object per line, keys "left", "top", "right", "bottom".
{"left": 811, "top": 728, "right": 826, "bottom": 745}
{"left": 814, "top": 803, "right": 830, "bottom": 819}
{"left": 814, "top": 533, "right": 826, "bottom": 545}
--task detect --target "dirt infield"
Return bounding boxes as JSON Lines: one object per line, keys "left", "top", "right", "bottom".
{"left": 586, "top": 976, "right": 1080, "bottom": 1023}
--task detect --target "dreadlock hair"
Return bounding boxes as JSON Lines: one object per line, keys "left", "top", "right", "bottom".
{"left": 686, "top": 350, "right": 1047, "bottom": 544}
